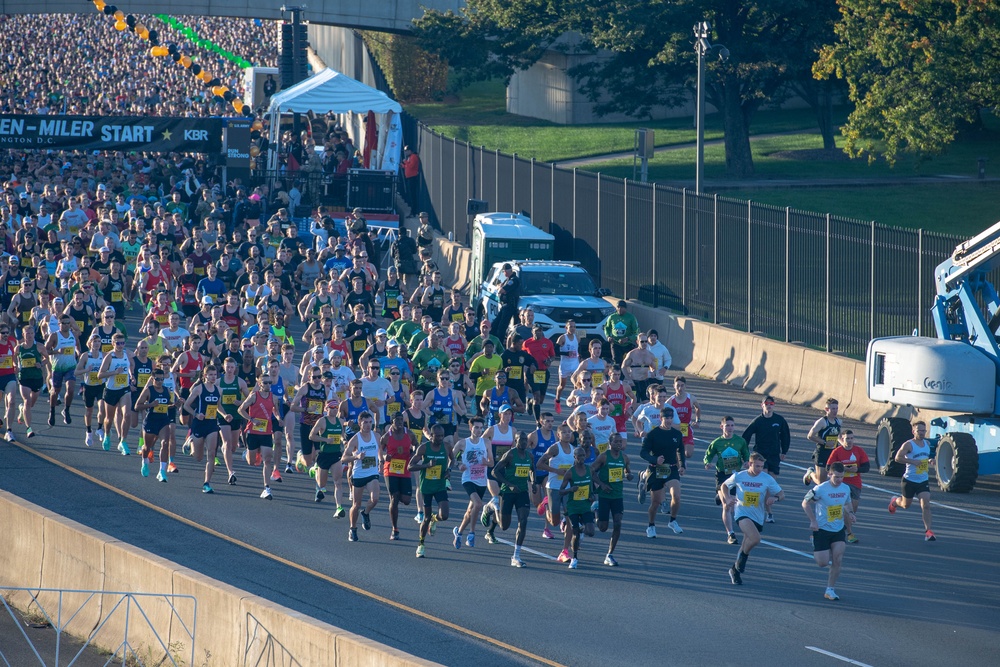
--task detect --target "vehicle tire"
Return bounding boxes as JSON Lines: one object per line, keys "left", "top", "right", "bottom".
{"left": 876, "top": 417, "right": 911, "bottom": 477}
{"left": 935, "top": 432, "right": 978, "bottom": 493}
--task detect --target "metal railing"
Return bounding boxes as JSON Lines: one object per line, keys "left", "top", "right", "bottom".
{"left": 0, "top": 587, "right": 196, "bottom": 667}
{"left": 408, "top": 122, "right": 967, "bottom": 359}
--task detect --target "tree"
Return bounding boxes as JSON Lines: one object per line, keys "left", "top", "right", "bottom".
{"left": 414, "top": 0, "right": 835, "bottom": 177}
{"left": 815, "top": 0, "right": 1000, "bottom": 165}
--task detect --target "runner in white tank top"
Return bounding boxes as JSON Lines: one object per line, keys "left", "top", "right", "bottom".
{"left": 453, "top": 417, "right": 494, "bottom": 546}
{"left": 555, "top": 321, "right": 581, "bottom": 414}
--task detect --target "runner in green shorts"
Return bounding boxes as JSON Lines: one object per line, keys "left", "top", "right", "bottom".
{"left": 410, "top": 424, "right": 453, "bottom": 558}
{"left": 485, "top": 431, "right": 536, "bottom": 567}
{"left": 310, "top": 400, "right": 347, "bottom": 516}
{"left": 591, "top": 433, "right": 632, "bottom": 566}
{"left": 559, "top": 446, "right": 596, "bottom": 569}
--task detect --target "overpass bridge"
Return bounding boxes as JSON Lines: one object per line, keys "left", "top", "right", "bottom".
{"left": 0, "top": 0, "right": 460, "bottom": 32}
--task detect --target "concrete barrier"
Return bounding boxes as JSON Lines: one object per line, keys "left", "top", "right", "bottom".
{"left": 699, "top": 324, "right": 756, "bottom": 386}
{"left": 0, "top": 491, "right": 441, "bottom": 667}
{"left": 792, "top": 348, "right": 858, "bottom": 410}
{"left": 742, "top": 335, "right": 805, "bottom": 404}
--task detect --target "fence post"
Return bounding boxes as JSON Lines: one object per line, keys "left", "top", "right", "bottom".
{"left": 652, "top": 185, "right": 658, "bottom": 308}
{"left": 623, "top": 179, "right": 628, "bottom": 301}
{"left": 870, "top": 220, "right": 876, "bottom": 343}
{"left": 714, "top": 194, "right": 719, "bottom": 324}
{"left": 437, "top": 133, "right": 443, "bottom": 230}
{"left": 747, "top": 199, "right": 752, "bottom": 333}
{"left": 512, "top": 152, "right": 517, "bottom": 212}
{"left": 530, "top": 158, "right": 535, "bottom": 224}
{"left": 452, "top": 137, "right": 458, "bottom": 241}
{"left": 597, "top": 173, "right": 602, "bottom": 281}
{"left": 917, "top": 228, "right": 924, "bottom": 335}
{"left": 550, "top": 162, "right": 555, "bottom": 234}
{"left": 682, "top": 188, "right": 687, "bottom": 311}
{"left": 495, "top": 149, "right": 500, "bottom": 209}
{"left": 825, "top": 212, "right": 831, "bottom": 352}
{"left": 573, "top": 168, "right": 577, "bottom": 247}
{"left": 785, "top": 207, "right": 790, "bottom": 343}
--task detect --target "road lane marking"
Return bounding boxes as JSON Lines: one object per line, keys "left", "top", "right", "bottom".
{"left": 11, "top": 441, "right": 567, "bottom": 667}
{"left": 760, "top": 540, "right": 813, "bottom": 560}
{"left": 805, "top": 646, "right": 874, "bottom": 666}
{"left": 495, "top": 537, "right": 557, "bottom": 561}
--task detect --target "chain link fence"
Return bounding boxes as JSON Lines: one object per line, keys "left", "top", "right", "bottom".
{"left": 406, "top": 120, "right": 971, "bottom": 359}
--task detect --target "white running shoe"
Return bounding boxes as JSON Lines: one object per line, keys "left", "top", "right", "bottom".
{"left": 646, "top": 526, "right": 657, "bottom": 538}
{"left": 510, "top": 555, "right": 525, "bottom": 568}
{"left": 668, "top": 520, "right": 683, "bottom": 534}
{"left": 260, "top": 487, "right": 272, "bottom": 500}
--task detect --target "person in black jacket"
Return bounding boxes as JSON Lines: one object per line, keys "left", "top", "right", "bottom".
{"left": 741, "top": 395, "right": 791, "bottom": 478}
{"left": 491, "top": 263, "right": 520, "bottom": 341}
{"left": 391, "top": 228, "right": 419, "bottom": 291}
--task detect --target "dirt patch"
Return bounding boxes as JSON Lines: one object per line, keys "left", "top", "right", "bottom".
{"left": 769, "top": 148, "right": 859, "bottom": 162}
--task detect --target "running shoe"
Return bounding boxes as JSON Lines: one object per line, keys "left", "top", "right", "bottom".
{"left": 765, "top": 513, "right": 775, "bottom": 524}
{"left": 537, "top": 495, "right": 549, "bottom": 517}
{"left": 62, "top": 410, "right": 71, "bottom": 425}
{"left": 348, "top": 528, "right": 358, "bottom": 542}
{"left": 637, "top": 476, "right": 647, "bottom": 504}
{"left": 2, "top": 430, "right": 11, "bottom": 442}
{"left": 428, "top": 514, "right": 436, "bottom": 535}
{"left": 660, "top": 500, "right": 669, "bottom": 514}
{"left": 390, "top": 530, "right": 400, "bottom": 541}
{"left": 414, "top": 512, "right": 424, "bottom": 523}
{"left": 803, "top": 470, "right": 812, "bottom": 486}
{"left": 156, "top": 471, "right": 168, "bottom": 483}
{"left": 466, "top": 533, "right": 475, "bottom": 548}
{"left": 480, "top": 504, "right": 492, "bottom": 528}
{"left": 270, "top": 470, "right": 282, "bottom": 483}
{"left": 715, "top": 494, "right": 722, "bottom": 506}
{"left": 484, "top": 531, "right": 497, "bottom": 544}
{"left": 119, "top": 441, "right": 131, "bottom": 456}
{"left": 228, "top": 474, "right": 237, "bottom": 486}
{"left": 101, "top": 434, "right": 111, "bottom": 451}
{"left": 334, "top": 505, "right": 346, "bottom": 518}
{"left": 604, "top": 554, "right": 619, "bottom": 567}
{"left": 26, "top": 427, "right": 35, "bottom": 439}
{"left": 284, "top": 465, "right": 295, "bottom": 473}
{"left": 47, "top": 410, "right": 54, "bottom": 427}
{"left": 846, "top": 533, "right": 858, "bottom": 544}
{"left": 568, "top": 558, "right": 578, "bottom": 570}
{"left": 729, "top": 566, "right": 743, "bottom": 585}
{"left": 557, "top": 549, "right": 571, "bottom": 563}
{"left": 140, "top": 459, "right": 149, "bottom": 477}
{"left": 315, "top": 489, "right": 325, "bottom": 502}
{"left": 214, "top": 457, "right": 222, "bottom": 467}
{"left": 261, "top": 487, "right": 272, "bottom": 500}
{"left": 84, "top": 432, "right": 93, "bottom": 447}
{"left": 511, "top": 555, "right": 525, "bottom": 568}
{"left": 555, "top": 400, "right": 561, "bottom": 414}
{"left": 361, "top": 511, "right": 371, "bottom": 531}
{"left": 95, "top": 428, "right": 105, "bottom": 443}
{"left": 727, "top": 532, "right": 739, "bottom": 545}
{"left": 452, "top": 527, "right": 462, "bottom": 550}
{"left": 202, "top": 483, "right": 214, "bottom": 494}
{"left": 415, "top": 544, "right": 425, "bottom": 558}
{"left": 824, "top": 588, "right": 840, "bottom": 601}
{"left": 888, "top": 497, "right": 898, "bottom": 514}
{"left": 167, "top": 462, "right": 179, "bottom": 474}
{"left": 925, "top": 530, "right": 937, "bottom": 542}
{"left": 646, "top": 526, "right": 657, "bottom": 539}
{"left": 591, "top": 500, "right": 599, "bottom": 514}
{"left": 668, "top": 520, "right": 683, "bottom": 534}
{"left": 542, "top": 527, "right": 554, "bottom": 539}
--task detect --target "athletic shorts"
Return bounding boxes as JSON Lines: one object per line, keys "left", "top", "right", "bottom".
{"left": 715, "top": 471, "right": 734, "bottom": 489}
{"left": 847, "top": 485, "right": 861, "bottom": 502}
{"left": 812, "top": 527, "right": 846, "bottom": 552}
{"left": 530, "top": 370, "right": 550, "bottom": 394}
{"left": 18, "top": 377, "right": 43, "bottom": 393}
{"left": 103, "top": 387, "right": 128, "bottom": 407}
{"left": 736, "top": 515, "right": 764, "bottom": 534}
{"left": 545, "top": 487, "right": 565, "bottom": 515}
{"left": 812, "top": 446, "right": 833, "bottom": 466}
{"left": 316, "top": 450, "right": 343, "bottom": 470}
{"left": 647, "top": 468, "right": 680, "bottom": 491}
{"left": 51, "top": 369, "right": 75, "bottom": 389}
{"left": 462, "top": 481, "right": 487, "bottom": 498}
{"left": 387, "top": 476, "right": 412, "bottom": 497}
{"left": 191, "top": 417, "right": 219, "bottom": 439}
{"left": 130, "top": 389, "right": 143, "bottom": 412}
{"left": 352, "top": 474, "right": 379, "bottom": 488}
{"left": 143, "top": 419, "right": 171, "bottom": 436}
{"left": 421, "top": 489, "right": 448, "bottom": 505}
{"left": 299, "top": 423, "right": 317, "bottom": 456}
{"left": 597, "top": 497, "right": 624, "bottom": 522}
{"left": 179, "top": 386, "right": 191, "bottom": 402}
{"left": 632, "top": 378, "right": 653, "bottom": 402}
{"left": 569, "top": 512, "right": 595, "bottom": 531}
{"left": 271, "top": 415, "right": 284, "bottom": 433}
{"left": 83, "top": 384, "right": 103, "bottom": 408}
{"left": 759, "top": 453, "right": 781, "bottom": 475}
{"left": 501, "top": 491, "right": 530, "bottom": 517}
{"left": 438, "top": 423, "right": 456, "bottom": 438}
{"left": 901, "top": 478, "right": 930, "bottom": 499}
{"left": 0, "top": 375, "right": 16, "bottom": 392}
{"left": 220, "top": 415, "right": 243, "bottom": 432}
{"left": 245, "top": 433, "right": 274, "bottom": 451}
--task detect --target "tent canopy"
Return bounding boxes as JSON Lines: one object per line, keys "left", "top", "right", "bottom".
{"left": 267, "top": 68, "right": 402, "bottom": 115}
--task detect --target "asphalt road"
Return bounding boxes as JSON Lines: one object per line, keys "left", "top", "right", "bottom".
{"left": 2, "top": 364, "right": 1000, "bottom": 667}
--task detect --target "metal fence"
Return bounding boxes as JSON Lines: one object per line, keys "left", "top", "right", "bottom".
{"left": 408, "top": 122, "right": 966, "bottom": 359}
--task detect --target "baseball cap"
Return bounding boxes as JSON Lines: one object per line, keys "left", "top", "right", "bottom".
{"left": 53, "top": 297, "right": 64, "bottom": 303}
{"left": 7, "top": 256, "right": 18, "bottom": 264}
{"left": 332, "top": 349, "right": 344, "bottom": 357}
{"left": 763, "top": 395, "right": 775, "bottom": 404}
{"left": 96, "top": 184, "right": 106, "bottom": 191}
{"left": 387, "top": 339, "right": 400, "bottom": 348}
{"left": 375, "top": 328, "right": 388, "bottom": 336}
{"left": 99, "top": 246, "right": 110, "bottom": 253}
{"left": 202, "top": 296, "right": 214, "bottom": 305}
{"left": 499, "top": 404, "right": 513, "bottom": 414}
{"left": 18, "top": 192, "right": 27, "bottom": 199}
{"left": 325, "top": 399, "right": 339, "bottom": 409}
{"left": 617, "top": 300, "right": 627, "bottom": 308}
{"left": 335, "top": 244, "right": 346, "bottom": 251}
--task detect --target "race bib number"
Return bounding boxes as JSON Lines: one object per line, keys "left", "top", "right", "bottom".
{"left": 362, "top": 456, "right": 377, "bottom": 468}
{"left": 591, "top": 372, "right": 604, "bottom": 386}
{"left": 153, "top": 404, "right": 169, "bottom": 414}
{"left": 451, "top": 313, "right": 464, "bottom": 322}
{"left": 533, "top": 371, "right": 546, "bottom": 385}
{"left": 401, "top": 379, "right": 410, "bottom": 391}
{"left": 655, "top": 464, "right": 671, "bottom": 478}
{"left": 251, "top": 418, "right": 269, "bottom": 432}
{"left": 494, "top": 445, "right": 510, "bottom": 460}
{"left": 825, "top": 435, "right": 838, "bottom": 446}
{"left": 597, "top": 442, "right": 609, "bottom": 454}
{"left": 389, "top": 458, "right": 406, "bottom": 474}
{"left": 307, "top": 399, "right": 324, "bottom": 415}
{"left": 353, "top": 340, "right": 367, "bottom": 351}
{"left": 88, "top": 371, "right": 100, "bottom": 384}
{"left": 608, "top": 467, "right": 623, "bottom": 483}
{"left": 111, "top": 291, "right": 123, "bottom": 302}
{"left": 336, "top": 390, "right": 347, "bottom": 403}
{"left": 114, "top": 373, "right": 128, "bottom": 385}
{"left": 558, "top": 464, "right": 572, "bottom": 471}
{"left": 20, "top": 357, "right": 35, "bottom": 368}
{"left": 425, "top": 464, "right": 441, "bottom": 480}
{"left": 137, "top": 373, "right": 150, "bottom": 387}
{"left": 916, "top": 460, "right": 929, "bottom": 475}
{"left": 0, "top": 357, "right": 13, "bottom": 369}
{"left": 327, "top": 434, "right": 342, "bottom": 446}
{"left": 572, "top": 484, "right": 590, "bottom": 501}
{"left": 743, "top": 491, "right": 760, "bottom": 507}
{"left": 508, "top": 367, "right": 522, "bottom": 380}
{"left": 102, "top": 344, "right": 113, "bottom": 354}
{"left": 61, "top": 347, "right": 74, "bottom": 356}
{"left": 827, "top": 505, "right": 843, "bottom": 522}
{"left": 679, "top": 423, "right": 690, "bottom": 437}
{"left": 722, "top": 456, "right": 740, "bottom": 473}
{"left": 7, "top": 285, "right": 17, "bottom": 294}
{"left": 387, "top": 401, "right": 401, "bottom": 416}
{"left": 194, "top": 267, "right": 205, "bottom": 276}
{"left": 20, "top": 311, "right": 30, "bottom": 322}
{"left": 205, "top": 405, "right": 218, "bottom": 419}
{"left": 76, "top": 320, "right": 87, "bottom": 332}
{"left": 515, "top": 465, "right": 531, "bottom": 478}
{"left": 470, "top": 464, "right": 486, "bottom": 479}
{"left": 222, "top": 394, "right": 237, "bottom": 405}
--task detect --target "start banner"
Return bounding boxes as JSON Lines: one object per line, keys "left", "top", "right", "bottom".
{"left": 0, "top": 115, "right": 223, "bottom": 153}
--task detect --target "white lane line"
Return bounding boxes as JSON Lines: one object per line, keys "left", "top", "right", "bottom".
{"left": 760, "top": 539, "right": 813, "bottom": 560}
{"left": 805, "top": 646, "right": 874, "bottom": 667}
{"left": 495, "top": 537, "right": 558, "bottom": 561}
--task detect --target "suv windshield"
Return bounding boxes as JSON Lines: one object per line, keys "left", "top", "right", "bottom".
{"left": 519, "top": 270, "right": 598, "bottom": 296}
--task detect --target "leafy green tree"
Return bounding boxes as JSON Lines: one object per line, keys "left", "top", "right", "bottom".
{"left": 415, "top": 0, "right": 835, "bottom": 177}
{"left": 815, "top": 0, "right": 1000, "bottom": 165}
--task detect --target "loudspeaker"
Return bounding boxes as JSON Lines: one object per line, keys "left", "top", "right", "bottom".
{"left": 467, "top": 199, "right": 490, "bottom": 215}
